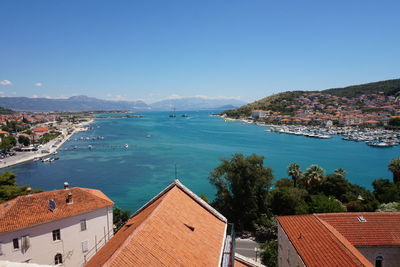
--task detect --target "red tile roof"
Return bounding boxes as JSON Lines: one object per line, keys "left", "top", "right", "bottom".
{"left": 278, "top": 214, "right": 372, "bottom": 267}
{"left": 317, "top": 212, "right": 400, "bottom": 246}
{"left": 33, "top": 127, "right": 49, "bottom": 132}
{"left": 0, "top": 187, "right": 114, "bottom": 233}
{"left": 86, "top": 180, "right": 227, "bottom": 267}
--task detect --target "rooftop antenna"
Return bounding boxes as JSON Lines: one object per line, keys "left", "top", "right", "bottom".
{"left": 174, "top": 164, "right": 178, "bottom": 179}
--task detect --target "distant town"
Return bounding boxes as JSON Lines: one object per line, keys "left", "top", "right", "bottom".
{"left": 0, "top": 110, "right": 95, "bottom": 168}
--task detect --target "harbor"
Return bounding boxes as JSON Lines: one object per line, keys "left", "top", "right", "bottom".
{"left": 265, "top": 125, "right": 400, "bottom": 147}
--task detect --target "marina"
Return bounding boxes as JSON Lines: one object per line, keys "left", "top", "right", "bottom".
{"left": 265, "top": 125, "right": 400, "bottom": 147}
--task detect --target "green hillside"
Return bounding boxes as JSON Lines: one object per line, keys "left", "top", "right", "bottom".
{"left": 323, "top": 78, "right": 400, "bottom": 98}
{"left": 0, "top": 107, "right": 15, "bottom": 115}
{"left": 224, "top": 78, "right": 400, "bottom": 118}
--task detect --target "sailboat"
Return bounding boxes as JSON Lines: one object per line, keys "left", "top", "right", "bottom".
{"left": 169, "top": 107, "right": 176, "bottom": 118}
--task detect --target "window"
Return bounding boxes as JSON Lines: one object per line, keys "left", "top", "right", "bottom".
{"left": 81, "top": 240, "right": 88, "bottom": 253}
{"left": 13, "top": 238, "right": 19, "bottom": 249}
{"left": 21, "top": 236, "right": 30, "bottom": 252}
{"left": 54, "top": 253, "right": 63, "bottom": 265}
{"left": 375, "top": 256, "right": 383, "bottom": 267}
{"left": 52, "top": 229, "right": 61, "bottom": 241}
{"left": 80, "top": 219, "right": 87, "bottom": 231}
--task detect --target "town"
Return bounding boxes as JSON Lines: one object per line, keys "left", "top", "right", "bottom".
{"left": 0, "top": 111, "right": 93, "bottom": 168}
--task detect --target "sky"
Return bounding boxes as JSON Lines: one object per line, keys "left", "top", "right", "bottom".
{"left": 0, "top": 0, "right": 399, "bottom": 103}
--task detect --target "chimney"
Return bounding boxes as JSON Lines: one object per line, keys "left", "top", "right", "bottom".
{"left": 64, "top": 182, "right": 69, "bottom": 190}
{"left": 66, "top": 192, "right": 73, "bottom": 204}
{"left": 26, "top": 187, "right": 32, "bottom": 196}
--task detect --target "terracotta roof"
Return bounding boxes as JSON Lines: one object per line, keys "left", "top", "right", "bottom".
{"left": 317, "top": 212, "right": 400, "bottom": 246}
{"left": 86, "top": 180, "right": 227, "bottom": 267}
{"left": 278, "top": 215, "right": 372, "bottom": 267}
{"left": 33, "top": 127, "right": 49, "bottom": 132}
{"left": 0, "top": 131, "right": 9, "bottom": 134}
{"left": 0, "top": 187, "right": 114, "bottom": 233}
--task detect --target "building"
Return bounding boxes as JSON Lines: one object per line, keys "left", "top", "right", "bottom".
{"left": 0, "top": 183, "right": 114, "bottom": 267}
{"left": 251, "top": 110, "right": 271, "bottom": 119}
{"left": 85, "top": 180, "right": 235, "bottom": 267}
{"left": 277, "top": 212, "right": 400, "bottom": 267}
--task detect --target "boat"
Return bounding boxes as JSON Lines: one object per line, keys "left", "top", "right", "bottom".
{"left": 169, "top": 107, "right": 176, "bottom": 118}
{"left": 181, "top": 114, "right": 189, "bottom": 118}
{"left": 124, "top": 144, "right": 129, "bottom": 148}
{"left": 42, "top": 157, "right": 51, "bottom": 162}
{"left": 88, "top": 145, "right": 93, "bottom": 149}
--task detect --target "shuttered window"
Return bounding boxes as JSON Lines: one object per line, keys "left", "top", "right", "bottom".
{"left": 81, "top": 240, "right": 88, "bottom": 253}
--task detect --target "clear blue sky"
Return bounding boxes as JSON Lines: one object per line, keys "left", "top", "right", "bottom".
{"left": 0, "top": 0, "right": 399, "bottom": 103}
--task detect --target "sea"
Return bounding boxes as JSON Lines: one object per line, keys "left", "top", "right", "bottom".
{"left": 7, "top": 111, "right": 400, "bottom": 212}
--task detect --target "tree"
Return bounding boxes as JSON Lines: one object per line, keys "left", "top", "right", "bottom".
{"left": 388, "top": 158, "right": 400, "bottom": 184}
{"left": 275, "top": 178, "right": 293, "bottom": 188}
{"left": 372, "top": 179, "right": 400, "bottom": 203}
{"left": 113, "top": 207, "right": 131, "bottom": 232}
{"left": 320, "top": 173, "right": 351, "bottom": 202}
{"left": 0, "top": 171, "right": 41, "bottom": 202}
{"left": 307, "top": 195, "right": 345, "bottom": 213}
{"left": 209, "top": 153, "right": 273, "bottom": 231}
{"left": 18, "top": 135, "right": 30, "bottom": 146}
{"left": 261, "top": 241, "right": 278, "bottom": 267}
{"left": 301, "top": 165, "right": 325, "bottom": 193}
{"left": 0, "top": 135, "right": 16, "bottom": 150}
{"left": 268, "top": 187, "right": 308, "bottom": 215}
{"left": 287, "top": 163, "right": 302, "bottom": 187}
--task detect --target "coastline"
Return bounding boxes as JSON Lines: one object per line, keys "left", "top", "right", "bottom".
{"left": 0, "top": 119, "right": 94, "bottom": 169}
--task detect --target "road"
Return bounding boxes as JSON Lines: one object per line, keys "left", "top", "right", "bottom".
{"left": 235, "top": 238, "right": 261, "bottom": 262}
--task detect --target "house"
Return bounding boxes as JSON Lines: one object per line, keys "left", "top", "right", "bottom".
{"left": 0, "top": 183, "right": 114, "bottom": 267}
{"left": 32, "top": 127, "right": 49, "bottom": 135}
{"left": 277, "top": 213, "right": 400, "bottom": 267}
{"left": 85, "top": 180, "right": 234, "bottom": 267}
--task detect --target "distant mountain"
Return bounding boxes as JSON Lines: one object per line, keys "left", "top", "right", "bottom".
{"left": 223, "top": 78, "right": 400, "bottom": 118}
{"left": 0, "top": 95, "right": 149, "bottom": 112}
{"left": 150, "top": 97, "right": 246, "bottom": 110}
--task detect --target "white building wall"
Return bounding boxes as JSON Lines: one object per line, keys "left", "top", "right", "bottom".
{"left": 0, "top": 206, "right": 113, "bottom": 267}
{"left": 357, "top": 246, "right": 400, "bottom": 267}
{"left": 277, "top": 224, "right": 305, "bottom": 267}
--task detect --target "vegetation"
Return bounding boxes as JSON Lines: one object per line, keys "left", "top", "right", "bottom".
{"left": 0, "top": 172, "right": 41, "bottom": 203}
{"left": 0, "top": 107, "right": 15, "bottom": 115}
{"left": 209, "top": 153, "right": 273, "bottom": 231}
{"left": 0, "top": 135, "right": 16, "bottom": 150}
{"left": 323, "top": 78, "right": 400, "bottom": 98}
{"left": 18, "top": 135, "right": 31, "bottom": 146}
{"left": 208, "top": 153, "right": 400, "bottom": 266}
{"left": 39, "top": 131, "right": 61, "bottom": 144}
{"left": 222, "top": 78, "right": 400, "bottom": 118}
{"left": 113, "top": 207, "right": 132, "bottom": 232}
{"left": 223, "top": 91, "right": 306, "bottom": 118}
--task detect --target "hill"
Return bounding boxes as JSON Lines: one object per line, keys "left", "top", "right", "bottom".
{"left": 322, "top": 78, "right": 400, "bottom": 98}
{"left": 0, "top": 106, "right": 15, "bottom": 115}
{"left": 150, "top": 97, "right": 246, "bottom": 111}
{"left": 0, "top": 96, "right": 149, "bottom": 112}
{"left": 224, "top": 78, "right": 400, "bottom": 118}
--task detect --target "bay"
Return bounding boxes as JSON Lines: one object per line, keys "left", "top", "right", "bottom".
{"left": 7, "top": 111, "right": 399, "bottom": 211}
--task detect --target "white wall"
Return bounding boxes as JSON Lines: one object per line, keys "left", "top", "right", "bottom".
{"left": 357, "top": 246, "right": 400, "bottom": 267}
{"left": 277, "top": 224, "right": 305, "bottom": 267}
{"left": 0, "top": 206, "right": 113, "bottom": 267}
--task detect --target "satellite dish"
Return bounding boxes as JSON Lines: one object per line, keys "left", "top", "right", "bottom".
{"left": 49, "top": 199, "right": 57, "bottom": 211}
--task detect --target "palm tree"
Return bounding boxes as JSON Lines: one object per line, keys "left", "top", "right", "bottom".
{"left": 388, "top": 158, "right": 400, "bottom": 184}
{"left": 303, "top": 165, "right": 325, "bottom": 191}
{"left": 334, "top": 168, "right": 346, "bottom": 177}
{"left": 287, "top": 163, "right": 302, "bottom": 187}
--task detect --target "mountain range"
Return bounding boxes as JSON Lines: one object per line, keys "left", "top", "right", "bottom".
{"left": 0, "top": 95, "right": 246, "bottom": 112}
{"left": 149, "top": 97, "right": 246, "bottom": 111}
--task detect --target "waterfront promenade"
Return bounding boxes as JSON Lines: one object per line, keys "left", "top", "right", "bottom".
{"left": 0, "top": 120, "right": 93, "bottom": 169}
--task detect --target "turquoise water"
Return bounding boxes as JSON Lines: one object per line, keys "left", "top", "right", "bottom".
{"left": 8, "top": 111, "right": 400, "bottom": 211}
